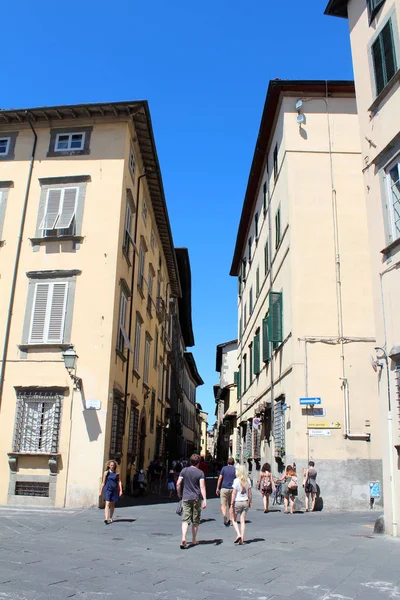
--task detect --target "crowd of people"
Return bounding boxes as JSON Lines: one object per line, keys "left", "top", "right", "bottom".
{"left": 99, "top": 455, "right": 318, "bottom": 542}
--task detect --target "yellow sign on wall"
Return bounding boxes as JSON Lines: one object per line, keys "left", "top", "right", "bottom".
{"left": 307, "top": 420, "right": 341, "bottom": 429}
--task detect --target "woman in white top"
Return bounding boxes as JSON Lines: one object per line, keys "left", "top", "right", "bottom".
{"left": 231, "top": 464, "right": 252, "bottom": 545}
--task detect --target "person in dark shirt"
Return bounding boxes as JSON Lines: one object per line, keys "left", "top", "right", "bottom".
{"left": 216, "top": 457, "right": 236, "bottom": 526}
{"left": 176, "top": 453, "right": 207, "bottom": 549}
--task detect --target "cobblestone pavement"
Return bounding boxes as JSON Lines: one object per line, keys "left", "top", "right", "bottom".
{"left": 0, "top": 486, "right": 399, "bottom": 600}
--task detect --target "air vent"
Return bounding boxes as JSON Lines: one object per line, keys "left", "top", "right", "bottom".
{"left": 15, "top": 481, "right": 49, "bottom": 497}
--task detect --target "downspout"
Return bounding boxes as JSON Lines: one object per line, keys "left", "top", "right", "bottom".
{"left": 0, "top": 118, "right": 37, "bottom": 409}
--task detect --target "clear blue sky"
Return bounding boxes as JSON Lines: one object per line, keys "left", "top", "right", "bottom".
{"left": 3, "top": 1, "right": 353, "bottom": 419}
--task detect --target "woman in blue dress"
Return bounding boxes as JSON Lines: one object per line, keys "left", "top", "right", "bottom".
{"left": 99, "top": 460, "right": 123, "bottom": 524}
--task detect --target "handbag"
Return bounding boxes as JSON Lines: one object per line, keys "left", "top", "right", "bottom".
{"left": 176, "top": 500, "right": 183, "bottom": 516}
{"left": 288, "top": 476, "right": 298, "bottom": 491}
{"left": 305, "top": 482, "right": 313, "bottom": 493}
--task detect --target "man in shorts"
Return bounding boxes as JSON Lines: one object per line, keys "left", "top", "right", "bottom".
{"left": 216, "top": 457, "right": 236, "bottom": 526}
{"left": 176, "top": 454, "right": 207, "bottom": 549}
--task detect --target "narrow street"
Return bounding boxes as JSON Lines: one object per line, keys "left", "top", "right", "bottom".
{"left": 0, "top": 483, "right": 399, "bottom": 600}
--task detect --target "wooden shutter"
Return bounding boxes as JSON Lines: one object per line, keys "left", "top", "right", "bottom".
{"left": 47, "top": 283, "right": 68, "bottom": 342}
{"left": 265, "top": 241, "right": 269, "bottom": 275}
{"left": 237, "top": 367, "right": 241, "bottom": 399}
{"left": 372, "top": 34, "right": 385, "bottom": 94}
{"left": 255, "top": 212, "right": 259, "bottom": 239}
{"left": 381, "top": 20, "right": 397, "bottom": 84}
{"left": 268, "top": 292, "right": 283, "bottom": 343}
{"left": 275, "top": 210, "right": 281, "bottom": 248}
{"left": 29, "top": 284, "right": 50, "bottom": 342}
{"left": 256, "top": 267, "right": 260, "bottom": 297}
{"left": 39, "top": 189, "right": 62, "bottom": 230}
{"left": 253, "top": 331, "right": 260, "bottom": 375}
{"left": 262, "top": 316, "right": 270, "bottom": 362}
{"left": 56, "top": 188, "right": 78, "bottom": 229}
{"left": 263, "top": 182, "right": 267, "bottom": 212}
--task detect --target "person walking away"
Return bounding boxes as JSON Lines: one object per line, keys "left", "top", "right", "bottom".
{"left": 99, "top": 460, "right": 123, "bottom": 524}
{"left": 199, "top": 457, "right": 208, "bottom": 478}
{"left": 231, "top": 464, "right": 252, "bottom": 545}
{"left": 277, "top": 465, "right": 298, "bottom": 514}
{"left": 167, "top": 469, "right": 176, "bottom": 498}
{"left": 216, "top": 457, "right": 236, "bottom": 526}
{"left": 176, "top": 454, "right": 207, "bottom": 549}
{"left": 303, "top": 461, "right": 318, "bottom": 511}
{"left": 257, "top": 462, "right": 275, "bottom": 513}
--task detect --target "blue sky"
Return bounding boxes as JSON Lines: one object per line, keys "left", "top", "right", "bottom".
{"left": 3, "top": 1, "right": 353, "bottom": 418}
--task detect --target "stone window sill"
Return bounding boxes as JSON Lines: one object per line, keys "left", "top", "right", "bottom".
{"left": 8, "top": 452, "right": 61, "bottom": 474}
{"left": 381, "top": 237, "right": 400, "bottom": 256}
{"left": 116, "top": 349, "right": 127, "bottom": 362}
{"left": 369, "top": 69, "right": 400, "bottom": 113}
{"left": 30, "top": 235, "right": 84, "bottom": 246}
{"left": 18, "top": 343, "right": 70, "bottom": 351}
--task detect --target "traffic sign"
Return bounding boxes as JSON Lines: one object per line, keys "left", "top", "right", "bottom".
{"left": 369, "top": 481, "right": 381, "bottom": 498}
{"left": 309, "top": 429, "right": 331, "bottom": 437}
{"left": 307, "top": 420, "right": 341, "bottom": 429}
{"left": 300, "top": 397, "right": 321, "bottom": 405}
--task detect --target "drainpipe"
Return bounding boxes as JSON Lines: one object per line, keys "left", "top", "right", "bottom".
{"left": 0, "top": 118, "right": 37, "bottom": 409}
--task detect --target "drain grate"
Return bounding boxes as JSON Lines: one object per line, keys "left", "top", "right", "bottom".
{"left": 15, "top": 481, "right": 49, "bottom": 497}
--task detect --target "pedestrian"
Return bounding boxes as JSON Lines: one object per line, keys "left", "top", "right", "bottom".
{"left": 216, "top": 457, "right": 236, "bottom": 526}
{"left": 199, "top": 456, "right": 208, "bottom": 478}
{"left": 176, "top": 453, "right": 207, "bottom": 549}
{"left": 231, "top": 464, "right": 252, "bottom": 545}
{"left": 167, "top": 469, "right": 176, "bottom": 498}
{"left": 99, "top": 460, "right": 123, "bottom": 524}
{"left": 257, "top": 462, "right": 275, "bottom": 513}
{"left": 303, "top": 461, "right": 318, "bottom": 512}
{"left": 278, "top": 465, "right": 298, "bottom": 514}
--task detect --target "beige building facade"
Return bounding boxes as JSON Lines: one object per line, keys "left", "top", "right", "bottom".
{"left": 0, "top": 101, "right": 181, "bottom": 507}
{"left": 230, "top": 80, "right": 382, "bottom": 509}
{"left": 214, "top": 340, "right": 238, "bottom": 462}
{"left": 325, "top": 0, "right": 400, "bottom": 532}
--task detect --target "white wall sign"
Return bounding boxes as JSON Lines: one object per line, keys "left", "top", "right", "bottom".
{"left": 86, "top": 399, "right": 101, "bottom": 410}
{"left": 311, "top": 407, "right": 326, "bottom": 417}
{"left": 309, "top": 429, "right": 331, "bottom": 437}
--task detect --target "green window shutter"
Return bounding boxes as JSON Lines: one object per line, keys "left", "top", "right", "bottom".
{"left": 256, "top": 267, "right": 260, "bottom": 297}
{"left": 249, "top": 344, "right": 253, "bottom": 381}
{"left": 243, "top": 356, "right": 247, "bottom": 391}
{"left": 234, "top": 371, "right": 238, "bottom": 386}
{"left": 263, "top": 182, "right": 267, "bottom": 212}
{"left": 275, "top": 209, "right": 281, "bottom": 248}
{"left": 268, "top": 292, "right": 283, "bottom": 343}
{"left": 262, "top": 316, "right": 270, "bottom": 362}
{"left": 237, "top": 367, "right": 241, "bottom": 399}
{"left": 239, "top": 317, "right": 243, "bottom": 340}
{"left": 264, "top": 241, "right": 269, "bottom": 276}
{"left": 372, "top": 20, "right": 397, "bottom": 95}
{"left": 249, "top": 287, "right": 253, "bottom": 314}
{"left": 253, "top": 331, "right": 260, "bottom": 375}
{"left": 255, "top": 212, "right": 259, "bottom": 240}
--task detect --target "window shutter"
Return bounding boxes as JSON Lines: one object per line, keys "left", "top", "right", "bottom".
{"left": 237, "top": 367, "right": 241, "bottom": 399}
{"left": 56, "top": 188, "right": 78, "bottom": 229}
{"left": 253, "top": 331, "right": 260, "bottom": 375}
{"left": 381, "top": 20, "right": 397, "bottom": 84}
{"left": 39, "top": 189, "right": 62, "bottom": 230}
{"left": 262, "top": 317, "right": 270, "bottom": 362}
{"left": 29, "top": 284, "right": 50, "bottom": 343}
{"left": 234, "top": 371, "right": 239, "bottom": 386}
{"left": 256, "top": 267, "right": 260, "bottom": 297}
{"left": 268, "top": 292, "right": 283, "bottom": 343}
{"left": 263, "top": 182, "right": 267, "bottom": 212}
{"left": 264, "top": 241, "right": 269, "bottom": 275}
{"left": 47, "top": 283, "right": 68, "bottom": 342}
{"left": 372, "top": 35, "right": 385, "bottom": 95}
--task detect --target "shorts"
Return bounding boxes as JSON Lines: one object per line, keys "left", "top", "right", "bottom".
{"left": 234, "top": 500, "right": 249, "bottom": 515}
{"left": 220, "top": 489, "right": 233, "bottom": 505}
{"left": 182, "top": 499, "right": 202, "bottom": 524}
{"left": 167, "top": 482, "right": 175, "bottom": 491}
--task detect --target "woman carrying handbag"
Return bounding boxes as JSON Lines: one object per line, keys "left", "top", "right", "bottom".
{"left": 257, "top": 462, "right": 275, "bottom": 513}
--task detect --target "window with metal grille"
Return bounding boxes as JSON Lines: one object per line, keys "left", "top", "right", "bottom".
{"left": 15, "top": 481, "right": 50, "bottom": 497}
{"left": 150, "top": 390, "right": 156, "bottom": 433}
{"left": 109, "top": 393, "right": 125, "bottom": 457}
{"left": 13, "top": 390, "right": 62, "bottom": 454}
{"left": 273, "top": 398, "right": 285, "bottom": 457}
{"left": 127, "top": 404, "right": 139, "bottom": 456}
{"left": 386, "top": 159, "right": 400, "bottom": 243}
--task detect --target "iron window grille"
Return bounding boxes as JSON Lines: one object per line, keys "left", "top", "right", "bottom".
{"left": 109, "top": 394, "right": 126, "bottom": 458}
{"left": 127, "top": 404, "right": 139, "bottom": 456}
{"left": 13, "top": 391, "right": 62, "bottom": 454}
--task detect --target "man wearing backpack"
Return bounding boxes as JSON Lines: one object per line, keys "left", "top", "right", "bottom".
{"left": 176, "top": 454, "right": 207, "bottom": 549}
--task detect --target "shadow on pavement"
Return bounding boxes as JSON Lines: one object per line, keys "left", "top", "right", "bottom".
{"left": 111, "top": 518, "right": 136, "bottom": 523}
{"left": 200, "top": 518, "right": 216, "bottom": 524}
{"left": 115, "top": 477, "right": 219, "bottom": 508}
{"left": 243, "top": 538, "right": 265, "bottom": 544}
{"left": 198, "top": 538, "right": 223, "bottom": 546}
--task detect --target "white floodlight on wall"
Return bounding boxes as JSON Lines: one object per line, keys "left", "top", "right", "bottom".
{"left": 295, "top": 99, "right": 303, "bottom": 110}
{"left": 296, "top": 114, "right": 305, "bottom": 124}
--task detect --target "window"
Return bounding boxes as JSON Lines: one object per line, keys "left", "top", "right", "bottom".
{"left": 123, "top": 199, "right": 133, "bottom": 251}
{"left": 0, "top": 138, "right": 10, "bottom": 156}
{"left": 143, "top": 335, "right": 151, "bottom": 386}
{"left": 243, "top": 354, "right": 247, "bottom": 391}
{"left": 237, "top": 366, "right": 242, "bottom": 399}
{"left": 154, "top": 327, "right": 159, "bottom": 369}
{"left": 244, "top": 304, "right": 247, "bottom": 327}
{"left": 249, "top": 343, "right": 253, "bottom": 383}
{"left": 273, "top": 397, "right": 285, "bottom": 457}
{"left": 117, "top": 289, "right": 129, "bottom": 353}
{"left": 133, "top": 314, "right": 142, "bottom": 373}
{"left": 13, "top": 390, "right": 62, "bottom": 453}
{"left": 263, "top": 182, "right": 268, "bottom": 213}
{"left": 249, "top": 287, "right": 253, "bottom": 315}
{"left": 150, "top": 390, "right": 156, "bottom": 433}
{"left": 273, "top": 144, "right": 278, "bottom": 181}
{"left": 151, "top": 229, "right": 156, "bottom": 251}
{"left": 256, "top": 267, "right": 260, "bottom": 297}
{"left": 110, "top": 392, "right": 125, "bottom": 457}
{"left": 372, "top": 19, "right": 397, "bottom": 96}
{"left": 255, "top": 212, "right": 259, "bottom": 240}
{"left": 39, "top": 188, "right": 78, "bottom": 237}
{"left": 0, "top": 187, "right": 11, "bottom": 240}
{"left": 55, "top": 132, "right": 85, "bottom": 152}
{"left": 239, "top": 316, "right": 243, "bottom": 340}
{"left": 242, "top": 258, "right": 247, "bottom": 282}
{"left": 253, "top": 329, "right": 260, "bottom": 375}
{"left": 127, "top": 403, "right": 139, "bottom": 456}
{"left": 275, "top": 208, "right": 281, "bottom": 248}
{"left": 29, "top": 282, "right": 68, "bottom": 344}
{"left": 262, "top": 314, "right": 271, "bottom": 362}
{"left": 138, "top": 245, "right": 145, "bottom": 293}
{"left": 158, "top": 361, "right": 164, "bottom": 400}
{"left": 248, "top": 237, "right": 252, "bottom": 262}
{"left": 142, "top": 198, "right": 148, "bottom": 225}
{"left": 368, "top": 0, "right": 386, "bottom": 24}
{"left": 264, "top": 240, "right": 269, "bottom": 275}
{"left": 238, "top": 275, "right": 242, "bottom": 297}
{"left": 129, "top": 148, "right": 136, "bottom": 180}
{"left": 147, "top": 268, "right": 154, "bottom": 315}
{"left": 268, "top": 292, "right": 283, "bottom": 347}
{"left": 386, "top": 159, "right": 400, "bottom": 242}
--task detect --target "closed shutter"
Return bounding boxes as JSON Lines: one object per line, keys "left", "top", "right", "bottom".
{"left": 56, "top": 188, "right": 78, "bottom": 229}
{"left": 273, "top": 399, "right": 285, "bottom": 456}
{"left": 234, "top": 371, "right": 239, "bottom": 386}
{"left": 256, "top": 267, "right": 260, "bottom": 297}
{"left": 253, "top": 331, "right": 260, "bottom": 375}
{"left": 262, "top": 317, "right": 270, "bottom": 362}
{"left": 29, "top": 284, "right": 49, "bottom": 343}
{"left": 264, "top": 241, "right": 269, "bottom": 275}
{"left": 237, "top": 366, "right": 241, "bottom": 399}
{"left": 47, "top": 283, "right": 68, "bottom": 342}
{"left": 39, "top": 189, "right": 62, "bottom": 230}
{"left": 381, "top": 20, "right": 397, "bottom": 84}
{"left": 263, "top": 182, "right": 267, "bottom": 212}
{"left": 268, "top": 292, "right": 283, "bottom": 343}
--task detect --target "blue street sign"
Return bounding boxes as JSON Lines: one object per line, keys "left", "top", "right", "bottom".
{"left": 282, "top": 403, "right": 288, "bottom": 411}
{"left": 369, "top": 481, "right": 381, "bottom": 498}
{"left": 300, "top": 397, "right": 322, "bottom": 405}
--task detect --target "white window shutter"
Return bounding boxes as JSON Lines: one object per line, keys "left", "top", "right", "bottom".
{"left": 47, "top": 283, "right": 68, "bottom": 342}
{"left": 56, "top": 188, "right": 78, "bottom": 229}
{"left": 29, "top": 284, "right": 50, "bottom": 343}
{"left": 39, "top": 189, "right": 62, "bottom": 230}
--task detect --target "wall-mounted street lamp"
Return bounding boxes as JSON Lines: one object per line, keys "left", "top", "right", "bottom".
{"left": 62, "top": 346, "right": 82, "bottom": 391}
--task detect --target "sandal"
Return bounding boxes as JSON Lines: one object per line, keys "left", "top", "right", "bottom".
{"left": 180, "top": 541, "right": 188, "bottom": 549}
{"left": 234, "top": 536, "right": 241, "bottom": 544}
{"left": 239, "top": 540, "right": 245, "bottom": 545}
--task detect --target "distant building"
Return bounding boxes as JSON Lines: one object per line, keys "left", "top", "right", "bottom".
{"left": 214, "top": 340, "right": 238, "bottom": 462}
{"left": 230, "top": 80, "right": 382, "bottom": 508}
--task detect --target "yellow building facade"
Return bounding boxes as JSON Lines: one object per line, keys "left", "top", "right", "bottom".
{"left": 0, "top": 101, "right": 180, "bottom": 507}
